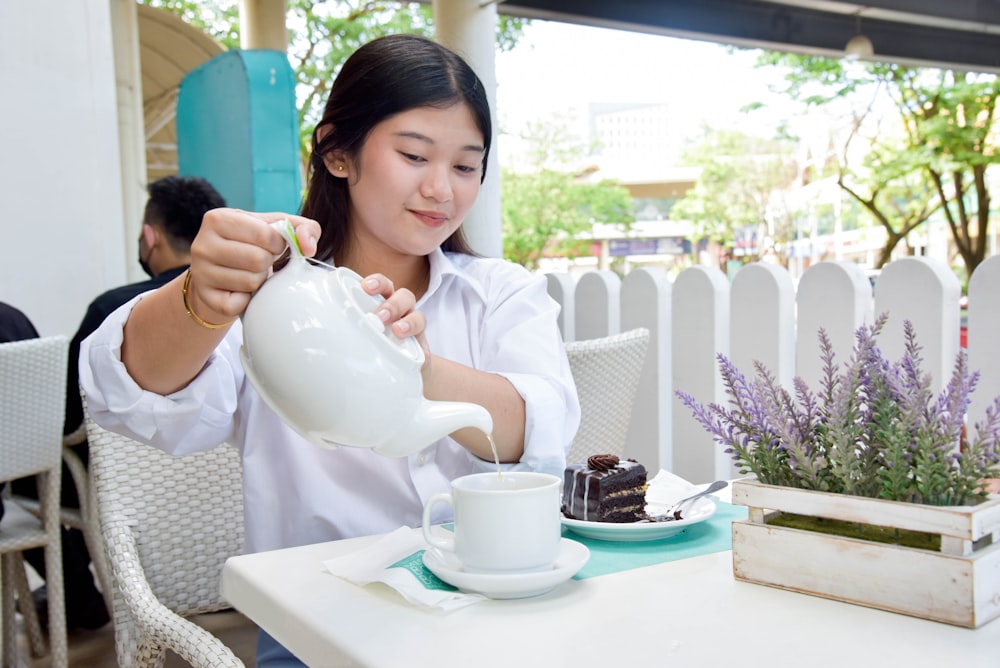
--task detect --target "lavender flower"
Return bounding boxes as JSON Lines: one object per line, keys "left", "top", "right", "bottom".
{"left": 677, "top": 313, "right": 1000, "bottom": 506}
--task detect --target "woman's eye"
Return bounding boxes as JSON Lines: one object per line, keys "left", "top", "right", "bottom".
{"left": 402, "top": 152, "right": 426, "bottom": 163}
{"left": 455, "top": 164, "right": 479, "bottom": 174}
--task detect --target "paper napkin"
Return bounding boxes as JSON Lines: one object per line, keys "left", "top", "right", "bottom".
{"left": 322, "top": 527, "right": 486, "bottom": 612}
{"left": 644, "top": 469, "right": 706, "bottom": 515}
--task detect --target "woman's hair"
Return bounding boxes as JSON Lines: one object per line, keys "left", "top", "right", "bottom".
{"left": 300, "top": 33, "right": 492, "bottom": 263}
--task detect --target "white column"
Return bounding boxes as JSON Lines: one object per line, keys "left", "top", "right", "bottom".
{"left": 239, "top": 0, "right": 288, "bottom": 50}
{"left": 109, "top": 0, "right": 147, "bottom": 282}
{"left": 433, "top": 0, "right": 502, "bottom": 258}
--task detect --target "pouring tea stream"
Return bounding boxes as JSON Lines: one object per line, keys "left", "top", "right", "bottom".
{"left": 239, "top": 220, "right": 494, "bottom": 459}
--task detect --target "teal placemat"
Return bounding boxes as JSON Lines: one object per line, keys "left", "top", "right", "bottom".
{"left": 567, "top": 501, "right": 748, "bottom": 580}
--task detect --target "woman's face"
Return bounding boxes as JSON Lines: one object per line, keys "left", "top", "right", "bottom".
{"left": 338, "top": 104, "right": 485, "bottom": 260}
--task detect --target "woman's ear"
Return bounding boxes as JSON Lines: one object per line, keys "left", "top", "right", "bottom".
{"left": 317, "top": 124, "right": 349, "bottom": 179}
{"left": 323, "top": 152, "right": 350, "bottom": 179}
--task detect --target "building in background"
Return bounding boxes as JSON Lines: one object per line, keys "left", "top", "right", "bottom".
{"left": 536, "top": 100, "right": 998, "bottom": 282}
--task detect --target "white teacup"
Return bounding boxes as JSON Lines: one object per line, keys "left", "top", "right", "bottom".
{"left": 421, "top": 472, "right": 562, "bottom": 574}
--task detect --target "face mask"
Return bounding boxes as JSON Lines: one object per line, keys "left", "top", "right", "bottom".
{"left": 138, "top": 239, "right": 154, "bottom": 278}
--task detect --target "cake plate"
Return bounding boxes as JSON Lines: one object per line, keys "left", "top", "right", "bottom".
{"left": 561, "top": 497, "right": 717, "bottom": 542}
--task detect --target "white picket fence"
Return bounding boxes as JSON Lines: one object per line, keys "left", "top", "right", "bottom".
{"left": 546, "top": 255, "right": 1000, "bottom": 484}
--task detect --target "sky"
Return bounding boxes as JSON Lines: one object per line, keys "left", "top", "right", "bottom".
{"left": 493, "top": 20, "right": 800, "bottom": 164}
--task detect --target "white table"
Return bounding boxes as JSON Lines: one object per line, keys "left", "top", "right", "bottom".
{"left": 221, "top": 525, "right": 1000, "bottom": 667}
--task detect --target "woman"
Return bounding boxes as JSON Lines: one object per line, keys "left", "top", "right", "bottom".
{"left": 81, "top": 33, "right": 579, "bottom": 666}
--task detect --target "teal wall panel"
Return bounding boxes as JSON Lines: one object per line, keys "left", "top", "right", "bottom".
{"left": 176, "top": 50, "right": 301, "bottom": 213}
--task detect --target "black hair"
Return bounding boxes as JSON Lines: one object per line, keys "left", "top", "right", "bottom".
{"left": 300, "top": 33, "right": 491, "bottom": 263}
{"left": 144, "top": 175, "right": 227, "bottom": 253}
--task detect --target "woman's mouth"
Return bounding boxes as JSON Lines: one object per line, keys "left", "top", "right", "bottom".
{"left": 410, "top": 209, "right": 448, "bottom": 227}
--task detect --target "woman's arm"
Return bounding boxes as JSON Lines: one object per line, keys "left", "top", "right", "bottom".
{"left": 423, "top": 356, "right": 526, "bottom": 463}
{"left": 355, "top": 271, "right": 528, "bottom": 464}
{"left": 121, "top": 209, "right": 319, "bottom": 394}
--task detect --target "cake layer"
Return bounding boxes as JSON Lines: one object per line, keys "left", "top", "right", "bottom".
{"left": 562, "top": 455, "right": 648, "bottom": 522}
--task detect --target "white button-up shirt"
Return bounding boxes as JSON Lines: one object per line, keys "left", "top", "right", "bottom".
{"left": 80, "top": 249, "right": 580, "bottom": 553}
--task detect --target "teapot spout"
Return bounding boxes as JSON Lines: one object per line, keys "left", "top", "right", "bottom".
{"left": 374, "top": 400, "right": 494, "bottom": 458}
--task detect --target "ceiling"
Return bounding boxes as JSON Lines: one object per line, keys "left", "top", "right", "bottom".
{"left": 497, "top": 0, "right": 1000, "bottom": 73}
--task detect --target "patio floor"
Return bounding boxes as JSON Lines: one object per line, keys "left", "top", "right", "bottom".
{"left": 10, "top": 556, "right": 258, "bottom": 666}
{"left": 13, "top": 607, "right": 258, "bottom": 667}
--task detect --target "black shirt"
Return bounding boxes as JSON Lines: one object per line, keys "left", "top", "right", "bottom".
{"left": 64, "top": 266, "right": 188, "bottom": 435}
{"left": 0, "top": 302, "right": 39, "bottom": 343}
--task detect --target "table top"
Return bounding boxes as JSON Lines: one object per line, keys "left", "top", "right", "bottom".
{"left": 222, "top": 525, "right": 1000, "bottom": 668}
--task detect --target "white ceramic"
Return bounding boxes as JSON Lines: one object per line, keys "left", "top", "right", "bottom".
{"left": 240, "top": 220, "right": 493, "bottom": 457}
{"left": 560, "top": 497, "right": 717, "bottom": 542}
{"left": 422, "top": 472, "right": 562, "bottom": 574}
{"left": 421, "top": 537, "right": 589, "bottom": 599}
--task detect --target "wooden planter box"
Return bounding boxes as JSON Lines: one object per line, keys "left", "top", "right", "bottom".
{"left": 730, "top": 478, "right": 1000, "bottom": 628}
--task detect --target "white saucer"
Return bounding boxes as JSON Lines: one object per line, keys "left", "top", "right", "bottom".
{"left": 561, "top": 497, "right": 717, "bottom": 542}
{"left": 421, "top": 538, "right": 590, "bottom": 599}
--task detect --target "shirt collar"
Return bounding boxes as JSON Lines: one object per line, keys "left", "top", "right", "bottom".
{"left": 160, "top": 265, "right": 188, "bottom": 282}
{"left": 423, "top": 248, "right": 487, "bottom": 305}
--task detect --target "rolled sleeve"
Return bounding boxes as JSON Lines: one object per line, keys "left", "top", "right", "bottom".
{"left": 79, "top": 295, "right": 240, "bottom": 454}
{"left": 438, "top": 257, "right": 580, "bottom": 478}
{"left": 500, "top": 372, "right": 578, "bottom": 477}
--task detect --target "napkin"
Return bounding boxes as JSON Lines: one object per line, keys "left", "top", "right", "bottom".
{"left": 644, "top": 469, "right": 707, "bottom": 515}
{"left": 322, "top": 527, "right": 486, "bottom": 612}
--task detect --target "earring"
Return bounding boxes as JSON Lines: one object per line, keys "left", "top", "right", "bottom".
{"left": 338, "top": 165, "right": 345, "bottom": 172}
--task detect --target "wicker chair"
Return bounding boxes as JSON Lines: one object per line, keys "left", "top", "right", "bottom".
{"left": 59, "top": 427, "right": 113, "bottom": 613}
{"left": 12, "top": 422, "right": 113, "bottom": 616}
{"left": 564, "top": 328, "right": 650, "bottom": 464}
{"left": 0, "top": 336, "right": 68, "bottom": 668}
{"left": 85, "top": 412, "right": 247, "bottom": 668}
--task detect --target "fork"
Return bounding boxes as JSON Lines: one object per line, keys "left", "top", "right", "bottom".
{"left": 645, "top": 479, "right": 728, "bottom": 522}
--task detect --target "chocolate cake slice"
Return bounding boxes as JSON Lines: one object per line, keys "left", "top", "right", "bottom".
{"left": 562, "top": 454, "right": 648, "bottom": 522}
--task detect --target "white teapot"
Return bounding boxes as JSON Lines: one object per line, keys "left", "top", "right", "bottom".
{"left": 239, "top": 220, "right": 493, "bottom": 457}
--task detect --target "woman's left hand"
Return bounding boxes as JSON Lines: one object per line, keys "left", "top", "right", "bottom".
{"left": 361, "top": 272, "right": 526, "bottom": 464}
{"left": 361, "top": 273, "right": 431, "bottom": 365}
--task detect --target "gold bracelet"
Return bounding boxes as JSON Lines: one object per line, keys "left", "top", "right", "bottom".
{"left": 182, "top": 269, "right": 234, "bottom": 330}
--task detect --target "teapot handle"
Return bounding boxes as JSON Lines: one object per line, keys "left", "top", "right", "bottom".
{"left": 271, "top": 219, "right": 305, "bottom": 259}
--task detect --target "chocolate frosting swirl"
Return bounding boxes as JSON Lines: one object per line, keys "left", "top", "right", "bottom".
{"left": 588, "top": 454, "right": 620, "bottom": 472}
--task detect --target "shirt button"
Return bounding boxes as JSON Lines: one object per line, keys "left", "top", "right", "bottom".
{"left": 417, "top": 454, "right": 426, "bottom": 465}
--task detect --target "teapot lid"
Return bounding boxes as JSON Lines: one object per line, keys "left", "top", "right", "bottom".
{"left": 270, "top": 219, "right": 424, "bottom": 365}
{"left": 336, "top": 267, "right": 425, "bottom": 364}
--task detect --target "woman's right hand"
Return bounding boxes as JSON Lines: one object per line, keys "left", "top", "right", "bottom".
{"left": 121, "top": 210, "right": 318, "bottom": 395}
{"left": 185, "top": 209, "right": 320, "bottom": 324}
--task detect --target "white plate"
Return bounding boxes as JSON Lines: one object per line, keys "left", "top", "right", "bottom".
{"left": 421, "top": 538, "right": 590, "bottom": 599}
{"left": 561, "top": 497, "right": 717, "bottom": 542}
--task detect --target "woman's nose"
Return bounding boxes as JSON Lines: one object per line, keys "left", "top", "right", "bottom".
{"left": 420, "top": 164, "right": 453, "bottom": 202}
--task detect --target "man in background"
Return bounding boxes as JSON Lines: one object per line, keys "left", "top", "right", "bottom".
{"left": 0, "top": 301, "right": 39, "bottom": 344}
{"left": 15, "top": 174, "right": 226, "bottom": 632}
{"left": 62, "top": 175, "right": 227, "bottom": 440}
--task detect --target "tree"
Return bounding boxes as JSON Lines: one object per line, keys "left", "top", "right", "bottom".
{"left": 910, "top": 71, "right": 999, "bottom": 278}
{"left": 756, "top": 53, "right": 1000, "bottom": 278}
{"left": 836, "top": 112, "right": 942, "bottom": 267}
{"left": 139, "top": 1, "right": 242, "bottom": 48}
{"left": 500, "top": 118, "right": 633, "bottom": 270}
{"left": 140, "top": 0, "right": 527, "bottom": 170}
{"left": 670, "top": 128, "right": 799, "bottom": 263}
{"left": 501, "top": 168, "right": 634, "bottom": 270}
